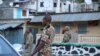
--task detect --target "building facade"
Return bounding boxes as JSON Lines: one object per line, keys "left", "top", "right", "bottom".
{"left": 0, "top": 0, "right": 32, "bottom": 44}
{"left": 0, "top": 0, "right": 100, "bottom": 55}
{"left": 18, "top": 0, "right": 100, "bottom": 44}
{"left": 25, "top": 0, "right": 100, "bottom": 13}
{"left": 0, "top": 0, "right": 100, "bottom": 44}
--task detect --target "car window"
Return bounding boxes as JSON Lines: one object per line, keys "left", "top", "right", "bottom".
{"left": 0, "top": 36, "right": 20, "bottom": 56}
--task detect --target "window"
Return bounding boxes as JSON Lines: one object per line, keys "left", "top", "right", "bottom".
{"left": 78, "top": 24, "right": 87, "bottom": 34}
{"left": 40, "top": 2, "right": 44, "bottom": 7}
{"left": 68, "top": 4, "right": 71, "bottom": 12}
{"left": 53, "top": 2, "right": 57, "bottom": 7}
{"left": 88, "top": 21, "right": 99, "bottom": 26}
{"left": 22, "top": 10, "right": 27, "bottom": 16}
{"left": 4, "top": 29, "right": 23, "bottom": 44}
{"left": 63, "top": 3, "right": 66, "bottom": 5}
{"left": 54, "top": 25, "right": 60, "bottom": 34}
{"left": 0, "top": 36, "right": 19, "bottom": 56}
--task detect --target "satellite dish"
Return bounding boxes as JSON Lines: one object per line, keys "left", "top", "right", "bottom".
{"left": 0, "top": 0, "right": 3, "bottom": 5}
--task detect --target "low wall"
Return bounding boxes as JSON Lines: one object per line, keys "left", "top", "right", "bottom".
{"left": 51, "top": 43, "right": 100, "bottom": 56}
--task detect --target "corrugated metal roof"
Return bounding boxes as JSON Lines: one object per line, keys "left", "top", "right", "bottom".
{"left": 0, "top": 23, "right": 22, "bottom": 30}
{"left": 31, "top": 12, "right": 100, "bottom": 22}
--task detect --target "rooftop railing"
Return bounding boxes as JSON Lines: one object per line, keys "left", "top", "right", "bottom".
{"left": 59, "top": 2, "right": 100, "bottom": 13}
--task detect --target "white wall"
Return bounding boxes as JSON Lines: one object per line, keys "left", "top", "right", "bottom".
{"left": 61, "top": 1, "right": 80, "bottom": 12}
{"left": 37, "top": 0, "right": 53, "bottom": 12}
{"left": 24, "top": 2, "right": 37, "bottom": 10}
{"left": 61, "top": 1, "right": 71, "bottom": 12}
{"left": 72, "top": 3, "right": 80, "bottom": 12}
{"left": 23, "top": 0, "right": 81, "bottom": 13}
{"left": 24, "top": 0, "right": 54, "bottom": 12}
{"left": 13, "top": 8, "right": 16, "bottom": 19}
{"left": 93, "top": 3, "right": 99, "bottom": 11}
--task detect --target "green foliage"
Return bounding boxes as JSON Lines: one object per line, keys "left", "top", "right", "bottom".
{"left": 74, "top": 0, "right": 84, "bottom": 3}
{"left": 67, "top": 0, "right": 84, "bottom": 3}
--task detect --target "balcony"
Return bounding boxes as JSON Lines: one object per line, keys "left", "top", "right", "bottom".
{"left": 78, "top": 34, "right": 100, "bottom": 44}
{"left": 58, "top": 2, "right": 100, "bottom": 13}
{"left": 36, "top": 34, "right": 100, "bottom": 44}
{"left": 79, "top": 2, "right": 100, "bottom": 12}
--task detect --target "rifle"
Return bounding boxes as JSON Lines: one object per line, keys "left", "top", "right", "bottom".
{"left": 31, "top": 37, "right": 47, "bottom": 56}
{"left": 31, "top": 25, "right": 51, "bottom": 56}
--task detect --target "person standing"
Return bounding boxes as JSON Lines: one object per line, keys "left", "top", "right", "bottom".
{"left": 31, "top": 13, "right": 55, "bottom": 56}
{"left": 62, "top": 26, "right": 71, "bottom": 43}
{"left": 23, "top": 29, "right": 33, "bottom": 56}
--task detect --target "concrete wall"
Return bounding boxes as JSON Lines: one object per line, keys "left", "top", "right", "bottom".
{"left": 87, "top": 21, "right": 100, "bottom": 34}
{"left": 31, "top": 21, "right": 100, "bottom": 43}
{"left": 0, "top": 0, "right": 14, "bottom": 19}
{"left": 0, "top": 8, "right": 14, "bottom": 19}
{"left": 24, "top": 2, "right": 37, "bottom": 10}
{"left": 0, "top": 0, "right": 31, "bottom": 19}
{"left": 60, "top": 21, "right": 100, "bottom": 35}
{"left": 26, "top": 0, "right": 79, "bottom": 13}
{"left": 34, "top": 21, "right": 100, "bottom": 35}
{"left": 26, "top": 0, "right": 54, "bottom": 12}
{"left": 0, "top": 0, "right": 14, "bottom": 7}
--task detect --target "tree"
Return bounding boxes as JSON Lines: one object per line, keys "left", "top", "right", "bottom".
{"left": 74, "top": 0, "right": 84, "bottom": 3}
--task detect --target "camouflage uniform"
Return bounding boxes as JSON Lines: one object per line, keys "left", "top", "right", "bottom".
{"left": 24, "top": 32, "right": 33, "bottom": 56}
{"left": 40, "top": 24, "right": 55, "bottom": 56}
{"left": 63, "top": 26, "right": 71, "bottom": 43}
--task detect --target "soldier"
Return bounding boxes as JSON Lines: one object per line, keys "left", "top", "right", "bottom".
{"left": 31, "top": 13, "right": 55, "bottom": 56}
{"left": 62, "top": 26, "right": 71, "bottom": 43}
{"left": 23, "top": 29, "right": 33, "bottom": 56}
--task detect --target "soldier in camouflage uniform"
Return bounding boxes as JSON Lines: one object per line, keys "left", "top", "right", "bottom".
{"left": 24, "top": 29, "right": 33, "bottom": 56}
{"left": 62, "top": 26, "right": 71, "bottom": 43}
{"left": 31, "top": 14, "right": 55, "bottom": 56}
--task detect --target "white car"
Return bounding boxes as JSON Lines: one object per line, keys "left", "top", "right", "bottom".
{"left": 13, "top": 44, "right": 24, "bottom": 55}
{"left": 0, "top": 34, "right": 21, "bottom": 56}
